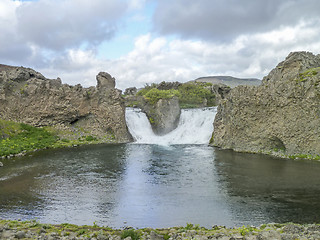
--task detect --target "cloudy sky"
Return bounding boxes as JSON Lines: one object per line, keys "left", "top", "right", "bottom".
{"left": 1, "top": 0, "right": 320, "bottom": 90}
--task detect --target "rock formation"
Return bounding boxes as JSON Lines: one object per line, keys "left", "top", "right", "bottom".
{"left": 141, "top": 97, "right": 181, "bottom": 135}
{"left": 212, "top": 52, "right": 320, "bottom": 158}
{"left": 0, "top": 64, "right": 132, "bottom": 142}
{"left": 210, "top": 83, "right": 231, "bottom": 105}
{"left": 124, "top": 87, "right": 137, "bottom": 96}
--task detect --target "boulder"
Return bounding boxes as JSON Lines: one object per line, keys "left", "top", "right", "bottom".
{"left": 212, "top": 51, "right": 320, "bottom": 158}
{"left": 210, "top": 83, "right": 231, "bottom": 105}
{"left": 141, "top": 97, "right": 181, "bottom": 135}
{"left": 124, "top": 87, "right": 137, "bottom": 96}
{"left": 96, "top": 72, "right": 115, "bottom": 90}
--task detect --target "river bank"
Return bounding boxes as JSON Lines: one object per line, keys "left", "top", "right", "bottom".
{"left": 1, "top": 220, "right": 320, "bottom": 240}
{"left": 0, "top": 118, "right": 119, "bottom": 165}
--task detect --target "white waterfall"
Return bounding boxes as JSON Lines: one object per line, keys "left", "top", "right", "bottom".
{"left": 125, "top": 107, "right": 217, "bottom": 145}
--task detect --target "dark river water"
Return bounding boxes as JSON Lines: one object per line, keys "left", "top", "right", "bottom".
{"left": 1, "top": 143, "right": 320, "bottom": 228}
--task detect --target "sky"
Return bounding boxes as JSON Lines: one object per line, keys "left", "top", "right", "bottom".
{"left": 1, "top": 0, "right": 320, "bottom": 90}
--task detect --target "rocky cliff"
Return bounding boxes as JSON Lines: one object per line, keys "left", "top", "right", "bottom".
{"left": 0, "top": 65, "right": 132, "bottom": 142}
{"left": 212, "top": 52, "right": 320, "bottom": 159}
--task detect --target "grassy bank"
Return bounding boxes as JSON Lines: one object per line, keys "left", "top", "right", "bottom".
{"left": 0, "top": 119, "right": 115, "bottom": 159}
{"left": 1, "top": 220, "right": 320, "bottom": 240}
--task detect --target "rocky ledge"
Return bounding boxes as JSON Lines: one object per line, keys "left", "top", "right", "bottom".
{"left": 1, "top": 220, "right": 320, "bottom": 240}
{"left": 212, "top": 51, "right": 320, "bottom": 159}
{"left": 0, "top": 65, "right": 132, "bottom": 142}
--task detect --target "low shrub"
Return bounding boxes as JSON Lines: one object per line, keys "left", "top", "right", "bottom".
{"left": 144, "top": 88, "right": 181, "bottom": 104}
{"left": 121, "top": 229, "right": 140, "bottom": 240}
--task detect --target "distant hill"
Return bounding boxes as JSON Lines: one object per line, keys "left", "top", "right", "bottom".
{"left": 192, "top": 76, "right": 261, "bottom": 88}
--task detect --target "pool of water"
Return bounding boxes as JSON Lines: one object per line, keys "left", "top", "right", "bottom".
{"left": 1, "top": 144, "right": 320, "bottom": 228}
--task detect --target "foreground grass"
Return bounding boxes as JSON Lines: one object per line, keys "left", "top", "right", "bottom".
{"left": 0, "top": 119, "right": 114, "bottom": 158}
{"left": 1, "top": 219, "right": 320, "bottom": 240}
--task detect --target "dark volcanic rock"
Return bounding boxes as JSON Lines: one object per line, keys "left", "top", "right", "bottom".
{"left": 0, "top": 65, "right": 132, "bottom": 142}
{"left": 212, "top": 51, "right": 320, "bottom": 158}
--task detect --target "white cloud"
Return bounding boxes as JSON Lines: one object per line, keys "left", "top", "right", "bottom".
{"left": 1, "top": 0, "right": 320, "bottom": 93}
{"left": 41, "top": 19, "right": 320, "bottom": 91}
{"left": 153, "top": 0, "right": 320, "bottom": 42}
{"left": 0, "top": 0, "right": 128, "bottom": 66}
{"left": 16, "top": 0, "right": 127, "bottom": 51}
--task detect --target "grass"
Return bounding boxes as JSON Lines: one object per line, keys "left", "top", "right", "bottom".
{"left": 121, "top": 229, "right": 141, "bottom": 240}
{"left": 0, "top": 119, "right": 115, "bottom": 158}
{"left": 136, "top": 81, "right": 216, "bottom": 108}
{"left": 0, "top": 122, "right": 57, "bottom": 157}
{"left": 288, "top": 154, "right": 320, "bottom": 161}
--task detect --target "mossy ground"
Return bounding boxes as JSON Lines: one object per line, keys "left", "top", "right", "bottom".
{"left": 0, "top": 119, "right": 115, "bottom": 158}
{"left": 0, "top": 219, "right": 285, "bottom": 239}
{"left": 1, "top": 219, "right": 320, "bottom": 239}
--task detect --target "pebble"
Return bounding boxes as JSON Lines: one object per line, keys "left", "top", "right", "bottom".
{"left": 15, "top": 230, "right": 26, "bottom": 239}
{"left": 0, "top": 161, "right": 3, "bottom": 167}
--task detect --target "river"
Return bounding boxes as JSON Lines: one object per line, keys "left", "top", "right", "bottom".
{"left": 1, "top": 108, "right": 320, "bottom": 228}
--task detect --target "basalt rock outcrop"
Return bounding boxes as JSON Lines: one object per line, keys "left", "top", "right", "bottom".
{"left": 141, "top": 97, "right": 181, "bottom": 135}
{"left": 125, "top": 94, "right": 181, "bottom": 135}
{"left": 0, "top": 64, "right": 132, "bottom": 142}
{"left": 213, "top": 52, "right": 320, "bottom": 158}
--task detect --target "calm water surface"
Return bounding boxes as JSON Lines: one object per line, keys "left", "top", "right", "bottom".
{"left": 1, "top": 144, "right": 320, "bottom": 228}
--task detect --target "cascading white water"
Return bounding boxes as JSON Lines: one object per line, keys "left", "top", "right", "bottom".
{"left": 125, "top": 107, "right": 217, "bottom": 145}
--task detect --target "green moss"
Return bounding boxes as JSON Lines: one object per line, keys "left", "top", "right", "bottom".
{"left": 298, "top": 67, "right": 320, "bottom": 82}
{"left": 149, "top": 117, "right": 155, "bottom": 124}
{"left": 209, "top": 134, "right": 214, "bottom": 144}
{"left": 288, "top": 154, "right": 320, "bottom": 161}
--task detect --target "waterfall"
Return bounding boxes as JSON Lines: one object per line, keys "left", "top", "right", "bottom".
{"left": 125, "top": 107, "right": 217, "bottom": 145}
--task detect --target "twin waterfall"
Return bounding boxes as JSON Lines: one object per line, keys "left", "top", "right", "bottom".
{"left": 125, "top": 107, "right": 217, "bottom": 145}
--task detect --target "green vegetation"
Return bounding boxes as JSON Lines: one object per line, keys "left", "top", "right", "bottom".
{"left": 0, "top": 220, "right": 317, "bottom": 239}
{"left": 0, "top": 121, "right": 57, "bottom": 157}
{"left": 136, "top": 81, "right": 216, "bottom": 108}
{"left": 239, "top": 225, "right": 256, "bottom": 236}
{"left": 298, "top": 67, "right": 320, "bottom": 82}
{"left": 288, "top": 154, "right": 320, "bottom": 161}
{"left": 0, "top": 119, "right": 115, "bottom": 158}
{"left": 136, "top": 83, "right": 158, "bottom": 96}
{"left": 121, "top": 229, "right": 141, "bottom": 240}
{"left": 178, "top": 82, "right": 215, "bottom": 108}
{"left": 144, "top": 88, "right": 181, "bottom": 105}
{"left": 185, "top": 223, "right": 200, "bottom": 230}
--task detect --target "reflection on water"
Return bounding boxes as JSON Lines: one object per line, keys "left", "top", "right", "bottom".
{"left": 1, "top": 144, "right": 320, "bottom": 228}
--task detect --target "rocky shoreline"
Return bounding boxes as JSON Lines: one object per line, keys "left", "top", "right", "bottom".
{"left": 1, "top": 220, "right": 320, "bottom": 240}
